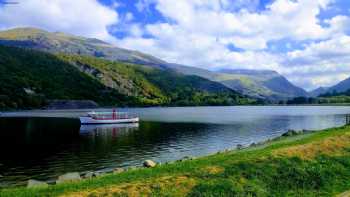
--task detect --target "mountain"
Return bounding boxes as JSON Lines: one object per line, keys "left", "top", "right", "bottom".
{"left": 0, "top": 45, "right": 252, "bottom": 109}
{"left": 0, "top": 27, "right": 167, "bottom": 67}
{"left": 327, "top": 77, "right": 350, "bottom": 94}
{"left": 309, "top": 87, "right": 329, "bottom": 97}
{"left": 0, "top": 27, "right": 306, "bottom": 101}
{"left": 217, "top": 69, "right": 308, "bottom": 100}
{"left": 170, "top": 65, "right": 308, "bottom": 100}
{"left": 308, "top": 77, "right": 350, "bottom": 97}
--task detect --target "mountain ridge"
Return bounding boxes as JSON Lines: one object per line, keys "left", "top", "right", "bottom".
{"left": 170, "top": 65, "right": 308, "bottom": 100}
{"left": 309, "top": 77, "right": 350, "bottom": 97}
{"left": 0, "top": 27, "right": 308, "bottom": 101}
{"left": 0, "top": 27, "right": 168, "bottom": 67}
{"left": 309, "top": 87, "right": 329, "bottom": 97}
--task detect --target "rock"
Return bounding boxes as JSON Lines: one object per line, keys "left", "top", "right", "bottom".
{"left": 93, "top": 171, "right": 104, "bottom": 177}
{"left": 46, "top": 179, "right": 56, "bottom": 185}
{"left": 113, "top": 168, "right": 124, "bottom": 174}
{"left": 27, "top": 179, "right": 48, "bottom": 188}
{"left": 56, "top": 172, "right": 81, "bottom": 184}
{"left": 282, "top": 129, "right": 300, "bottom": 137}
{"left": 182, "top": 156, "right": 196, "bottom": 161}
{"left": 82, "top": 170, "right": 107, "bottom": 178}
{"left": 236, "top": 144, "right": 244, "bottom": 150}
{"left": 143, "top": 160, "right": 156, "bottom": 168}
{"left": 82, "top": 171, "right": 94, "bottom": 179}
{"left": 181, "top": 156, "right": 191, "bottom": 161}
{"left": 101, "top": 168, "right": 114, "bottom": 174}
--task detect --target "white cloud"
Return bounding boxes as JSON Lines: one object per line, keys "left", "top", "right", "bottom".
{"left": 1, "top": 0, "right": 350, "bottom": 90}
{"left": 150, "top": 0, "right": 336, "bottom": 50}
{"left": 116, "top": 0, "right": 350, "bottom": 90}
{"left": 0, "top": 0, "right": 118, "bottom": 41}
{"left": 281, "top": 35, "right": 350, "bottom": 89}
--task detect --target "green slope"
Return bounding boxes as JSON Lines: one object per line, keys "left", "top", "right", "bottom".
{"left": 0, "top": 45, "right": 252, "bottom": 109}
{"left": 57, "top": 54, "right": 253, "bottom": 106}
{"left": 0, "top": 45, "right": 129, "bottom": 109}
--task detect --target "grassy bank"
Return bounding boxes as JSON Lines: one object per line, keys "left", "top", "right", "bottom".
{"left": 2, "top": 126, "right": 350, "bottom": 196}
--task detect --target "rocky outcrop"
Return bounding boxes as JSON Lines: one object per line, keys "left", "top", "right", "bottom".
{"left": 143, "top": 160, "right": 157, "bottom": 168}
{"left": 27, "top": 179, "right": 48, "bottom": 188}
{"left": 56, "top": 172, "right": 81, "bottom": 184}
{"left": 282, "top": 129, "right": 302, "bottom": 137}
{"left": 113, "top": 168, "right": 125, "bottom": 174}
{"left": 236, "top": 144, "right": 244, "bottom": 150}
{"left": 82, "top": 171, "right": 94, "bottom": 179}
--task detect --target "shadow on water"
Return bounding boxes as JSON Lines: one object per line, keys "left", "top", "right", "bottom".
{"left": 0, "top": 117, "right": 80, "bottom": 155}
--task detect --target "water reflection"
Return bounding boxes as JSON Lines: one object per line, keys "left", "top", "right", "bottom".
{"left": 80, "top": 123, "right": 139, "bottom": 134}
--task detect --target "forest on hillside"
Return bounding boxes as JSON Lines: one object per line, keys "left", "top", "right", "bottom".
{"left": 0, "top": 45, "right": 254, "bottom": 110}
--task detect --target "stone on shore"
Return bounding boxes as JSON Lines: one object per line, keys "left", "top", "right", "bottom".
{"left": 143, "top": 160, "right": 157, "bottom": 168}
{"left": 93, "top": 171, "right": 105, "bottom": 177}
{"left": 82, "top": 171, "right": 94, "bottom": 179}
{"left": 56, "top": 172, "right": 81, "bottom": 184}
{"left": 282, "top": 129, "right": 301, "bottom": 137}
{"left": 27, "top": 179, "right": 49, "bottom": 188}
{"left": 113, "top": 168, "right": 124, "bottom": 174}
{"left": 236, "top": 144, "right": 244, "bottom": 150}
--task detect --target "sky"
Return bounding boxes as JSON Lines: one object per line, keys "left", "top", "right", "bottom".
{"left": 1, "top": 0, "right": 350, "bottom": 91}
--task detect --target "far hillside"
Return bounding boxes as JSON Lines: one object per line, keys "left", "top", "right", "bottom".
{"left": 287, "top": 76, "right": 350, "bottom": 105}
{"left": 170, "top": 64, "right": 308, "bottom": 101}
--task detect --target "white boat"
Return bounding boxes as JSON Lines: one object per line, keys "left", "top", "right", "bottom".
{"left": 80, "top": 110, "right": 139, "bottom": 124}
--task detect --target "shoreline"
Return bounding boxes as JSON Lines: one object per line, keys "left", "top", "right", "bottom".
{"left": 2, "top": 125, "right": 350, "bottom": 196}
{"left": 2, "top": 103, "right": 350, "bottom": 113}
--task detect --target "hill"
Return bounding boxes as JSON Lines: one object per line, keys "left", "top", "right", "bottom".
{"left": 0, "top": 27, "right": 167, "bottom": 67}
{"left": 309, "top": 87, "right": 329, "bottom": 97}
{"left": 0, "top": 45, "right": 251, "bottom": 109}
{"left": 0, "top": 27, "right": 307, "bottom": 101}
{"left": 327, "top": 77, "right": 350, "bottom": 94}
{"left": 308, "top": 77, "right": 350, "bottom": 98}
{"left": 170, "top": 64, "right": 308, "bottom": 101}
{"left": 0, "top": 45, "right": 127, "bottom": 109}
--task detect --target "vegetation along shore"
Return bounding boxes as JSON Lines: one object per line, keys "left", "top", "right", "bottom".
{"left": 2, "top": 125, "right": 350, "bottom": 196}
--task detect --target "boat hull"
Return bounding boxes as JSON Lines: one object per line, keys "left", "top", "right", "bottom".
{"left": 80, "top": 116, "right": 139, "bottom": 124}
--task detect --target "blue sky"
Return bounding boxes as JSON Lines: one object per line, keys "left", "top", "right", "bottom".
{"left": 1, "top": 0, "right": 350, "bottom": 90}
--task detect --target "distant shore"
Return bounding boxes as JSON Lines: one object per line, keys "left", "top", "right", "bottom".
{"left": 1, "top": 102, "right": 350, "bottom": 113}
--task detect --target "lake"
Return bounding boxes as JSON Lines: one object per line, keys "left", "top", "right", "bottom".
{"left": 0, "top": 106, "right": 350, "bottom": 187}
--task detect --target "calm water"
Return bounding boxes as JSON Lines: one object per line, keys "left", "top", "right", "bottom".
{"left": 0, "top": 106, "right": 350, "bottom": 187}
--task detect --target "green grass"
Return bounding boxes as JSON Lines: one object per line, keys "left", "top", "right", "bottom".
{"left": 2, "top": 126, "right": 350, "bottom": 196}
